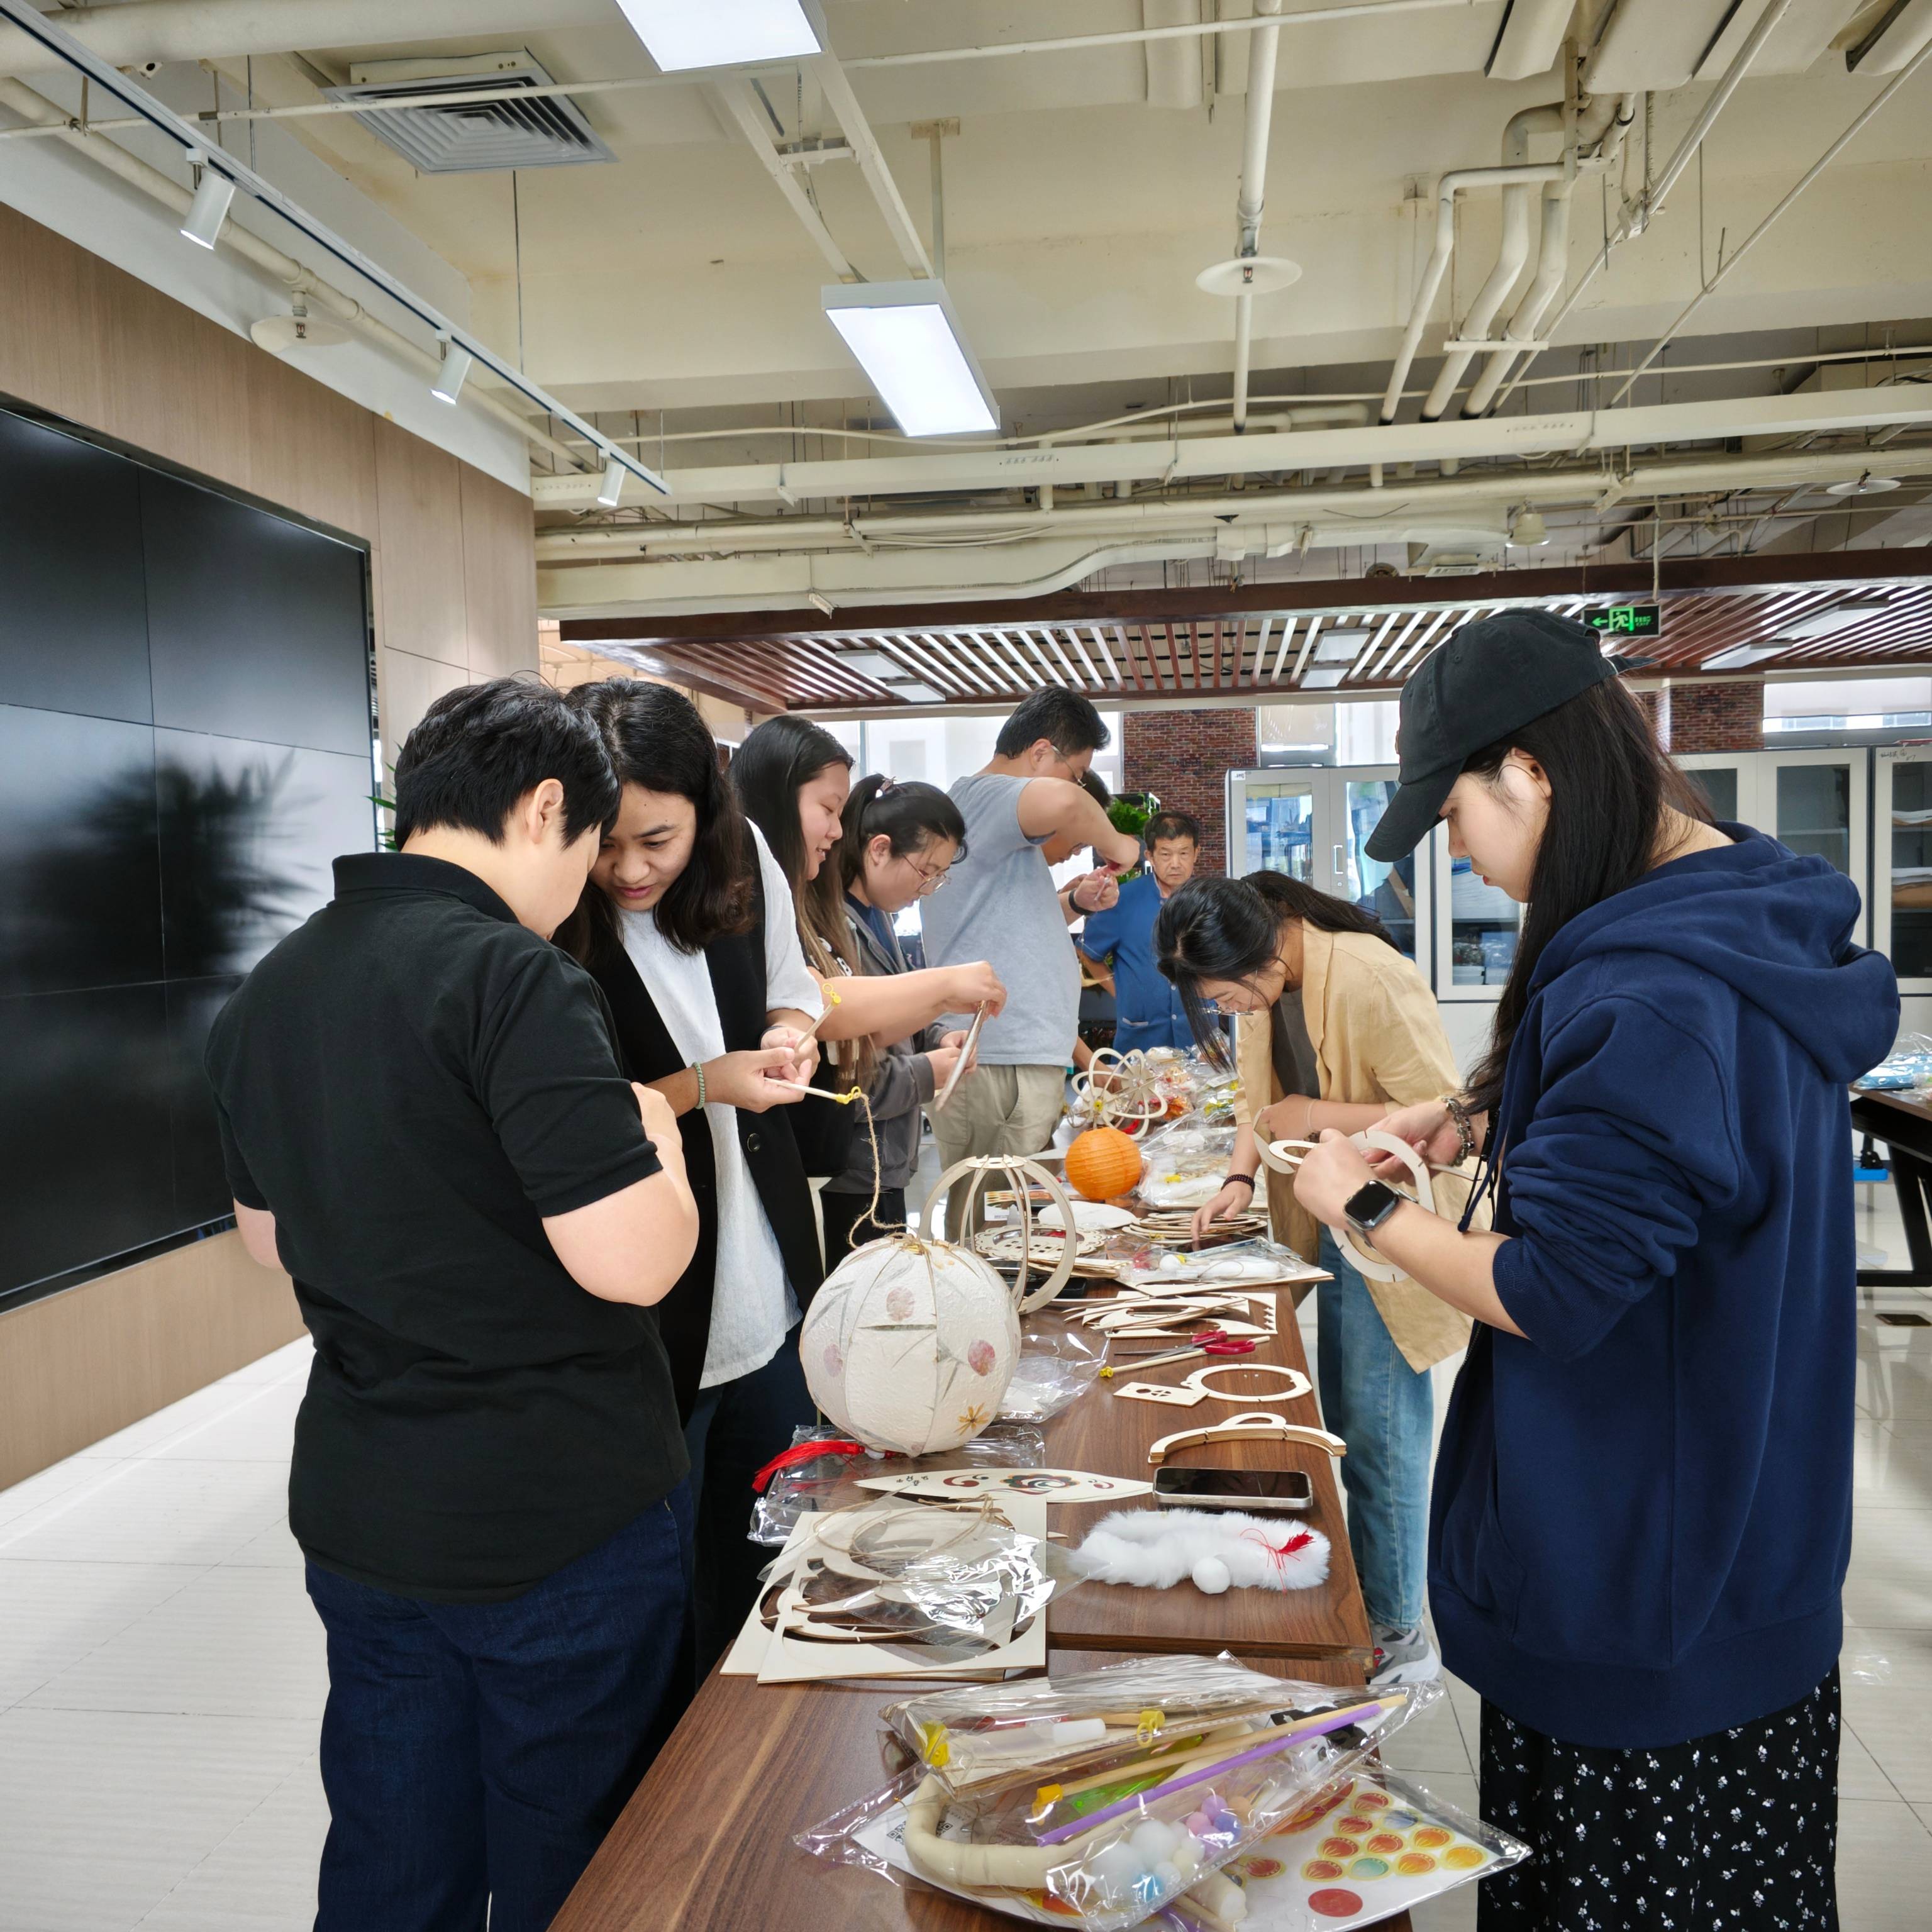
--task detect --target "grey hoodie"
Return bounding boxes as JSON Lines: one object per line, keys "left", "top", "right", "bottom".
{"left": 823, "top": 899, "right": 947, "bottom": 1196}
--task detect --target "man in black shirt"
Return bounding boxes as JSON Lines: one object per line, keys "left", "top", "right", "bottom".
{"left": 206, "top": 680, "right": 698, "bottom": 1932}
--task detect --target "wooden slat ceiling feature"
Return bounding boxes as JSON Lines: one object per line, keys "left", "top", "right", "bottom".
{"left": 567, "top": 558, "right": 1932, "bottom": 713}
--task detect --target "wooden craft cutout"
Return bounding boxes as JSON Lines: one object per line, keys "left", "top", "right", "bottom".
{"left": 1112, "top": 1362, "right": 1311, "bottom": 1408}
{"left": 1257, "top": 1130, "right": 1436, "bottom": 1283}
{"left": 1147, "top": 1411, "right": 1349, "bottom": 1465}
{"left": 852, "top": 1468, "right": 1153, "bottom": 1504}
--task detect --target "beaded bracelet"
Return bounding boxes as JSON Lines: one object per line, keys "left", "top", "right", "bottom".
{"left": 692, "top": 1060, "right": 708, "bottom": 1110}
{"left": 1441, "top": 1092, "right": 1475, "bottom": 1165}
{"left": 1224, "top": 1172, "right": 1257, "bottom": 1192}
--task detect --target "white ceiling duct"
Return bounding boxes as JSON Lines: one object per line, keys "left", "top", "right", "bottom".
{"left": 325, "top": 54, "right": 613, "bottom": 174}
{"left": 1145, "top": 0, "right": 1206, "bottom": 109}
{"left": 1485, "top": 0, "right": 1576, "bottom": 79}
{"left": 1848, "top": 0, "right": 1932, "bottom": 71}
{"left": 1584, "top": 0, "right": 1763, "bottom": 91}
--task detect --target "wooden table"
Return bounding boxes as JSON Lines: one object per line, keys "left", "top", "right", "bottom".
{"left": 551, "top": 1653, "right": 1410, "bottom": 1932}
{"left": 552, "top": 1275, "right": 1406, "bottom": 1931}
{"left": 1852, "top": 1087, "right": 1932, "bottom": 1287}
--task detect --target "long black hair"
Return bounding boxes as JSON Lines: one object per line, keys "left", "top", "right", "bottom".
{"left": 838, "top": 775, "right": 969, "bottom": 892}
{"left": 554, "top": 679, "right": 753, "bottom": 964}
{"left": 1461, "top": 676, "right": 1710, "bottom": 1115}
{"left": 1155, "top": 870, "right": 1397, "bottom": 1063}
{"left": 730, "top": 715, "right": 857, "bottom": 979}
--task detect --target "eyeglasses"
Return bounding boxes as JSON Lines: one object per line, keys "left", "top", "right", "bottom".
{"left": 1204, "top": 955, "right": 1289, "bottom": 1015}
{"left": 903, "top": 854, "right": 950, "bottom": 897}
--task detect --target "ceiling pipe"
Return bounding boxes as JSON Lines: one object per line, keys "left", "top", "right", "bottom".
{"left": 534, "top": 445, "right": 1932, "bottom": 562}
{"left": 1377, "top": 160, "right": 1570, "bottom": 425}
{"left": 1462, "top": 93, "right": 1629, "bottom": 418}
{"left": 1418, "top": 103, "right": 1563, "bottom": 423}
{"left": 1230, "top": 0, "right": 1284, "bottom": 435}
{"left": 1486, "top": 0, "right": 1797, "bottom": 413}
{"left": 0, "top": 70, "right": 584, "bottom": 471}
{"left": 1600, "top": 34, "right": 1932, "bottom": 409}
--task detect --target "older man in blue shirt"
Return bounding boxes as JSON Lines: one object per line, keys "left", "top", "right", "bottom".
{"left": 1077, "top": 810, "right": 1204, "bottom": 1053}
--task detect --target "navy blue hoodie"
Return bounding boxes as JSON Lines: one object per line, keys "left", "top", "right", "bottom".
{"left": 1429, "top": 828, "right": 1897, "bottom": 1748}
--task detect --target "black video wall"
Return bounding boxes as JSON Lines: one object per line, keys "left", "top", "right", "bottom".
{"left": 0, "top": 404, "right": 376, "bottom": 1306}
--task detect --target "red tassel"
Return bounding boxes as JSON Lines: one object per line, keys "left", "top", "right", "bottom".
{"left": 750, "top": 1438, "right": 884, "bottom": 1493}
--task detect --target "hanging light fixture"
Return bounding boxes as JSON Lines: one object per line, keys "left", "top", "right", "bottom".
{"left": 597, "top": 455, "right": 628, "bottom": 509}
{"left": 821, "top": 280, "right": 998, "bottom": 438}
{"left": 179, "top": 153, "right": 236, "bottom": 250}
{"left": 430, "top": 342, "right": 472, "bottom": 406}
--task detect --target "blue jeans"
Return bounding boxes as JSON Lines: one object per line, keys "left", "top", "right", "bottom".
{"left": 306, "top": 1485, "right": 693, "bottom": 1932}
{"left": 1316, "top": 1228, "right": 1433, "bottom": 1632}
{"left": 683, "top": 1324, "right": 816, "bottom": 1680}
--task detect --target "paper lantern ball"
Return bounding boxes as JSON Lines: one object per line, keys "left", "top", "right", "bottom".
{"left": 1065, "top": 1126, "right": 1144, "bottom": 1202}
{"left": 799, "top": 1238, "right": 1021, "bottom": 1455}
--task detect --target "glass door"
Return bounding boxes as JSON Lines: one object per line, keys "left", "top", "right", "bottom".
{"left": 1675, "top": 753, "right": 1745, "bottom": 824}
{"left": 1874, "top": 750, "right": 1931, "bottom": 987}
{"left": 1224, "top": 767, "right": 1433, "bottom": 981}
{"left": 1435, "top": 840, "right": 1523, "bottom": 996}
{"left": 1228, "top": 770, "right": 1316, "bottom": 882}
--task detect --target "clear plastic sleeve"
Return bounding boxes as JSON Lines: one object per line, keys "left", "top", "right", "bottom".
{"left": 751, "top": 1420, "right": 1047, "bottom": 1547}
{"left": 999, "top": 1311, "right": 1110, "bottom": 1422}
{"left": 1856, "top": 1030, "right": 1932, "bottom": 1091}
{"left": 799, "top": 1654, "right": 1440, "bottom": 1930}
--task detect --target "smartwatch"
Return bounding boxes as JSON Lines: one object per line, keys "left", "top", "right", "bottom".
{"left": 1343, "top": 1180, "right": 1404, "bottom": 1238}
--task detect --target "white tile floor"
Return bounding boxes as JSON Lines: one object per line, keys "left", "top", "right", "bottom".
{"left": 0, "top": 1180, "right": 1928, "bottom": 1929}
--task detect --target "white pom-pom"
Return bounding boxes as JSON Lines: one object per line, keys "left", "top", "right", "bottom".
{"left": 1192, "top": 1555, "right": 1231, "bottom": 1594}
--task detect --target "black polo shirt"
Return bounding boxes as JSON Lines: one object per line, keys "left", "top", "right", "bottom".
{"left": 204, "top": 852, "right": 688, "bottom": 1602}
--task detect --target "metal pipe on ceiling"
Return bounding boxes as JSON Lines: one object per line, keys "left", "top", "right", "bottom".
{"left": 1484, "top": 0, "right": 1797, "bottom": 413}
{"left": 1230, "top": 0, "right": 1284, "bottom": 435}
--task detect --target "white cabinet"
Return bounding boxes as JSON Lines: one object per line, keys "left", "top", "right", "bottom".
{"left": 1224, "top": 766, "right": 1432, "bottom": 974}
{"left": 1676, "top": 748, "right": 1868, "bottom": 943}
{"left": 1875, "top": 750, "right": 1932, "bottom": 991}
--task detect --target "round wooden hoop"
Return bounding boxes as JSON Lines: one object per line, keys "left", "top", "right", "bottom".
{"left": 1184, "top": 1361, "right": 1312, "bottom": 1404}
{"left": 1255, "top": 1128, "right": 1435, "bottom": 1283}
{"left": 934, "top": 1153, "right": 1082, "bottom": 1313}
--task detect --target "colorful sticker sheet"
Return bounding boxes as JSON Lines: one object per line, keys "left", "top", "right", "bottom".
{"left": 1209, "top": 1771, "right": 1528, "bottom": 1928}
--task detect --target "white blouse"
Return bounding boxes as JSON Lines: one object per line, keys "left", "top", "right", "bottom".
{"left": 619, "top": 824, "right": 823, "bottom": 1388}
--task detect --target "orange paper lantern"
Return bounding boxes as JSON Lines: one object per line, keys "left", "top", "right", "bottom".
{"left": 1065, "top": 1126, "right": 1143, "bottom": 1202}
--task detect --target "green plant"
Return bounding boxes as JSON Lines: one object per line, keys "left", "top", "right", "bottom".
{"left": 1106, "top": 791, "right": 1158, "bottom": 879}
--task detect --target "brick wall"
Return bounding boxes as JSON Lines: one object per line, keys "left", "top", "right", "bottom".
{"left": 1654, "top": 680, "right": 1763, "bottom": 754}
{"left": 1122, "top": 708, "right": 1258, "bottom": 874}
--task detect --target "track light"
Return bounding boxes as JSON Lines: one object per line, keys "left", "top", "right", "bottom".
{"left": 808, "top": 591, "right": 836, "bottom": 615}
{"left": 431, "top": 343, "right": 472, "bottom": 405}
{"left": 180, "top": 154, "right": 236, "bottom": 250}
{"left": 597, "top": 455, "right": 627, "bottom": 509}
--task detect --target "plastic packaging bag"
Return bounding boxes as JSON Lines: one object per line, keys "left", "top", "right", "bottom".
{"left": 1857, "top": 1031, "right": 1932, "bottom": 1091}
{"left": 799, "top": 1653, "right": 1438, "bottom": 1930}
{"left": 1167, "top": 1765, "right": 1530, "bottom": 1930}
{"left": 751, "top": 1420, "right": 1046, "bottom": 1546}
{"left": 999, "top": 1311, "right": 1109, "bottom": 1422}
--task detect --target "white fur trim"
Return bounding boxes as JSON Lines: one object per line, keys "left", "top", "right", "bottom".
{"left": 1071, "top": 1508, "right": 1331, "bottom": 1593}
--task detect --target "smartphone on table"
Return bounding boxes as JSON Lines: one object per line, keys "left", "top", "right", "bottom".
{"left": 1151, "top": 1467, "right": 1314, "bottom": 1513}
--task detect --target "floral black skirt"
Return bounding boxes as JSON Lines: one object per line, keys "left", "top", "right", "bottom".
{"left": 1477, "top": 1668, "right": 1840, "bottom": 1931}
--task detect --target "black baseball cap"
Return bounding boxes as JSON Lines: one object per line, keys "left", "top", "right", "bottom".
{"left": 1364, "top": 609, "right": 1645, "bottom": 862}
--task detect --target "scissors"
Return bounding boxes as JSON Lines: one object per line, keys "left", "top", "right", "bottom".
{"left": 1102, "top": 1330, "right": 1259, "bottom": 1377}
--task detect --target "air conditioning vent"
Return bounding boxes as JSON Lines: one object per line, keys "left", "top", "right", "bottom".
{"left": 326, "top": 53, "right": 613, "bottom": 175}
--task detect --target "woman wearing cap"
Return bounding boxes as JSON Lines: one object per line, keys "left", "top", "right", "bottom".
{"left": 1292, "top": 610, "right": 1897, "bottom": 1928}
{"left": 1155, "top": 872, "right": 1475, "bottom": 1692}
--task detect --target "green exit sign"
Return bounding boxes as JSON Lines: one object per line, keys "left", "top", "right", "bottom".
{"left": 1585, "top": 604, "right": 1663, "bottom": 637}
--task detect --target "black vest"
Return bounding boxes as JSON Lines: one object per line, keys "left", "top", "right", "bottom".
{"left": 584, "top": 884, "right": 826, "bottom": 1421}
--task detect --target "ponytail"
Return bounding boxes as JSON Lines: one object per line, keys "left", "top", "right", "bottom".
{"left": 837, "top": 775, "right": 969, "bottom": 888}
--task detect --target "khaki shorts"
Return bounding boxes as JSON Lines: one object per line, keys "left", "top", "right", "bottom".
{"left": 930, "top": 1062, "right": 1067, "bottom": 1243}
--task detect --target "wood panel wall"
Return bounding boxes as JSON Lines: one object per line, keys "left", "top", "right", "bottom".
{"left": 0, "top": 203, "right": 540, "bottom": 1482}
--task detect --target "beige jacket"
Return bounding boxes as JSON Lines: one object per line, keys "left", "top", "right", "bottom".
{"left": 1235, "top": 923, "right": 1477, "bottom": 1373}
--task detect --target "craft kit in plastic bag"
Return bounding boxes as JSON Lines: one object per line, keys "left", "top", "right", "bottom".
{"left": 799, "top": 1654, "right": 1437, "bottom": 1928}
{"left": 1857, "top": 1030, "right": 1932, "bottom": 1091}
{"left": 750, "top": 1419, "right": 1046, "bottom": 1547}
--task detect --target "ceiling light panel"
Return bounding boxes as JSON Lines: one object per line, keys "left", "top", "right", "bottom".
{"left": 891, "top": 682, "right": 944, "bottom": 704}
{"left": 1312, "top": 628, "right": 1374, "bottom": 664}
{"left": 822, "top": 280, "right": 998, "bottom": 438}
{"left": 1302, "top": 665, "right": 1349, "bottom": 688}
{"left": 835, "top": 651, "right": 902, "bottom": 680}
{"left": 616, "top": 0, "right": 820, "bottom": 73}
{"left": 1703, "top": 642, "right": 1787, "bottom": 670}
{"left": 1782, "top": 603, "right": 1889, "bottom": 639}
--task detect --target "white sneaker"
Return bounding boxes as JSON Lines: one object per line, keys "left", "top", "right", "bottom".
{"left": 1368, "top": 1623, "right": 1441, "bottom": 1689}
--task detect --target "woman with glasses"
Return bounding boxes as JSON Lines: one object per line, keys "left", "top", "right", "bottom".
{"left": 1154, "top": 869, "right": 1475, "bottom": 1692}
{"left": 816, "top": 774, "right": 980, "bottom": 1257}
